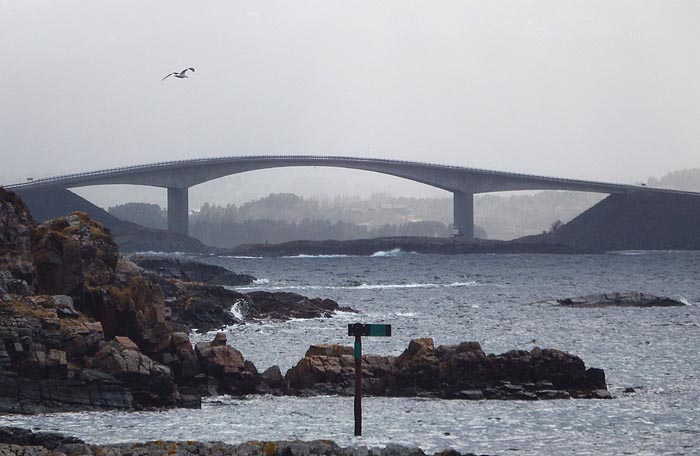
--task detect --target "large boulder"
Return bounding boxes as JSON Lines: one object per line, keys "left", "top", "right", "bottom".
{"left": 194, "top": 332, "right": 260, "bottom": 396}
{"left": 88, "top": 337, "right": 177, "bottom": 408}
{"left": 285, "top": 344, "right": 395, "bottom": 396}
{"left": 32, "top": 212, "right": 118, "bottom": 296}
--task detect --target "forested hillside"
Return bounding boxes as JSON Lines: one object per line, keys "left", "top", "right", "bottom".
{"left": 108, "top": 191, "right": 602, "bottom": 247}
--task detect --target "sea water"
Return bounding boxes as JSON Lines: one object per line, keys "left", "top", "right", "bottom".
{"left": 3, "top": 251, "right": 699, "bottom": 455}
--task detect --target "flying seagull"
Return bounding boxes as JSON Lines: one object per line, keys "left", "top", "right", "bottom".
{"left": 162, "top": 67, "right": 195, "bottom": 81}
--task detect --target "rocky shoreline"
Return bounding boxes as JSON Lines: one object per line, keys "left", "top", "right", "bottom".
{"left": 1, "top": 187, "right": 610, "bottom": 415}
{"left": 285, "top": 339, "right": 610, "bottom": 400}
{"left": 226, "top": 236, "right": 585, "bottom": 257}
{"left": 0, "top": 426, "right": 484, "bottom": 456}
{"left": 131, "top": 255, "right": 359, "bottom": 333}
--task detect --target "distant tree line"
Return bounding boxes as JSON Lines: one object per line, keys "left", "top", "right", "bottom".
{"left": 108, "top": 190, "right": 607, "bottom": 247}
{"left": 647, "top": 168, "right": 700, "bottom": 192}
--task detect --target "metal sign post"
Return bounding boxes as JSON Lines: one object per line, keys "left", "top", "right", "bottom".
{"left": 347, "top": 323, "right": 392, "bottom": 437}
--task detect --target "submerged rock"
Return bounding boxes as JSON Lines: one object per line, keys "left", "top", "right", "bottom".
{"left": 555, "top": 292, "right": 685, "bottom": 308}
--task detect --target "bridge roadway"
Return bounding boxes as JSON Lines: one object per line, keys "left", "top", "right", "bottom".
{"left": 5, "top": 155, "right": 691, "bottom": 237}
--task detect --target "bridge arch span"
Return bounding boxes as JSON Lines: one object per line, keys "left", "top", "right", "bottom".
{"left": 7, "top": 155, "right": 648, "bottom": 238}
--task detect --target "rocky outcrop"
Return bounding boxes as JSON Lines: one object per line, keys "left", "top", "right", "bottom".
{"left": 150, "top": 277, "right": 248, "bottom": 333}
{"left": 228, "top": 236, "right": 581, "bottom": 257}
{"left": 245, "top": 291, "right": 358, "bottom": 320}
{"left": 130, "top": 255, "right": 255, "bottom": 286}
{"left": 139, "top": 268, "right": 358, "bottom": 332}
{"left": 0, "top": 188, "right": 266, "bottom": 413}
{"left": 0, "top": 427, "right": 481, "bottom": 456}
{"left": 285, "top": 339, "right": 610, "bottom": 400}
{"left": 0, "top": 190, "right": 35, "bottom": 292}
{"left": 0, "top": 294, "right": 136, "bottom": 413}
{"left": 193, "top": 332, "right": 260, "bottom": 396}
{"left": 554, "top": 292, "right": 685, "bottom": 307}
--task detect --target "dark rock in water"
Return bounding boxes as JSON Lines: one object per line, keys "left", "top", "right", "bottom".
{"left": 0, "top": 427, "right": 482, "bottom": 456}
{"left": 130, "top": 255, "right": 255, "bottom": 286}
{"left": 158, "top": 279, "right": 249, "bottom": 333}
{"left": 285, "top": 338, "right": 609, "bottom": 400}
{"left": 132, "top": 257, "right": 353, "bottom": 332}
{"left": 0, "top": 426, "right": 84, "bottom": 449}
{"left": 245, "top": 291, "right": 358, "bottom": 320}
{"left": 555, "top": 292, "right": 685, "bottom": 307}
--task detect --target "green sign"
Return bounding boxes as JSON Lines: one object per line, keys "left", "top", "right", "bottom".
{"left": 348, "top": 323, "right": 392, "bottom": 337}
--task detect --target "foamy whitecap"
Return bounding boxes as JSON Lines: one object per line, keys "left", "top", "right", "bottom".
{"left": 232, "top": 281, "right": 479, "bottom": 291}
{"left": 230, "top": 300, "right": 246, "bottom": 320}
{"left": 371, "top": 248, "right": 415, "bottom": 257}
{"left": 281, "top": 254, "right": 354, "bottom": 259}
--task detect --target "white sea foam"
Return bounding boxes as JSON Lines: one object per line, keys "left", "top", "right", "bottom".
{"left": 608, "top": 250, "right": 647, "bottom": 256}
{"left": 230, "top": 300, "right": 246, "bottom": 320}
{"left": 130, "top": 251, "right": 190, "bottom": 256}
{"left": 371, "top": 248, "right": 414, "bottom": 257}
{"left": 282, "top": 254, "right": 355, "bottom": 259}
{"left": 678, "top": 296, "right": 694, "bottom": 306}
{"left": 253, "top": 278, "right": 270, "bottom": 285}
{"left": 233, "top": 281, "right": 478, "bottom": 291}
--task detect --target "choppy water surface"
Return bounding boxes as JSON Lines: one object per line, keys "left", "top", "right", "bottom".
{"left": 3, "top": 251, "right": 700, "bottom": 455}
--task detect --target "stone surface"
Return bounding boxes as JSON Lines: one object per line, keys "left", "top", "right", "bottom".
{"left": 0, "top": 427, "right": 481, "bottom": 456}
{"left": 156, "top": 278, "right": 248, "bottom": 333}
{"left": 285, "top": 344, "right": 395, "bottom": 396}
{"left": 130, "top": 255, "right": 256, "bottom": 286}
{"left": 285, "top": 339, "right": 609, "bottom": 400}
{"left": 555, "top": 292, "right": 685, "bottom": 307}
{"left": 0, "top": 191, "right": 263, "bottom": 413}
{"left": 194, "top": 332, "right": 259, "bottom": 396}
{"left": 245, "top": 291, "right": 358, "bottom": 320}
{"left": 0, "top": 189, "right": 35, "bottom": 288}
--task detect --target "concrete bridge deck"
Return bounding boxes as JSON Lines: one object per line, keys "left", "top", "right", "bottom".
{"left": 6, "top": 155, "right": 697, "bottom": 237}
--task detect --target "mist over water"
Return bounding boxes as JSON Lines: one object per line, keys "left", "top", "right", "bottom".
{"left": 3, "top": 251, "right": 699, "bottom": 455}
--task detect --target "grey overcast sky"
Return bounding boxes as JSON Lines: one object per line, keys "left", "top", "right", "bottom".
{"left": 1, "top": 1, "right": 699, "bottom": 206}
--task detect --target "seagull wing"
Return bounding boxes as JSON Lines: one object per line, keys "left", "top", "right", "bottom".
{"left": 162, "top": 73, "right": 174, "bottom": 81}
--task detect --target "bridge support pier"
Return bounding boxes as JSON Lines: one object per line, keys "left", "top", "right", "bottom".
{"left": 453, "top": 191, "right": 474, "bottom": 238}
{"left": 167, "top": 187, "right": 189, "bottom": 236}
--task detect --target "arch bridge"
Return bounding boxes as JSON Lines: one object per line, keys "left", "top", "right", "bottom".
{"left": 4, "top": 155, "right": 667, "bottom": 238}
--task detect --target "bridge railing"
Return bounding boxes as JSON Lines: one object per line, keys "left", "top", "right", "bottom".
{"left": 1, "top": 154, "right": 647, "bottom": 193}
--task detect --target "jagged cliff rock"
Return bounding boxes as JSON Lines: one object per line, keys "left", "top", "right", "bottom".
{"left": 0, "top": 188, "right": 263, "bottom": 413}
{"left": 0, "top": 189, "right": 35, "bottom": 291}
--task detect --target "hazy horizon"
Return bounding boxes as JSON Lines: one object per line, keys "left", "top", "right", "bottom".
{"left": 2, "top": 1, "right": 698, "bottom": 208}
